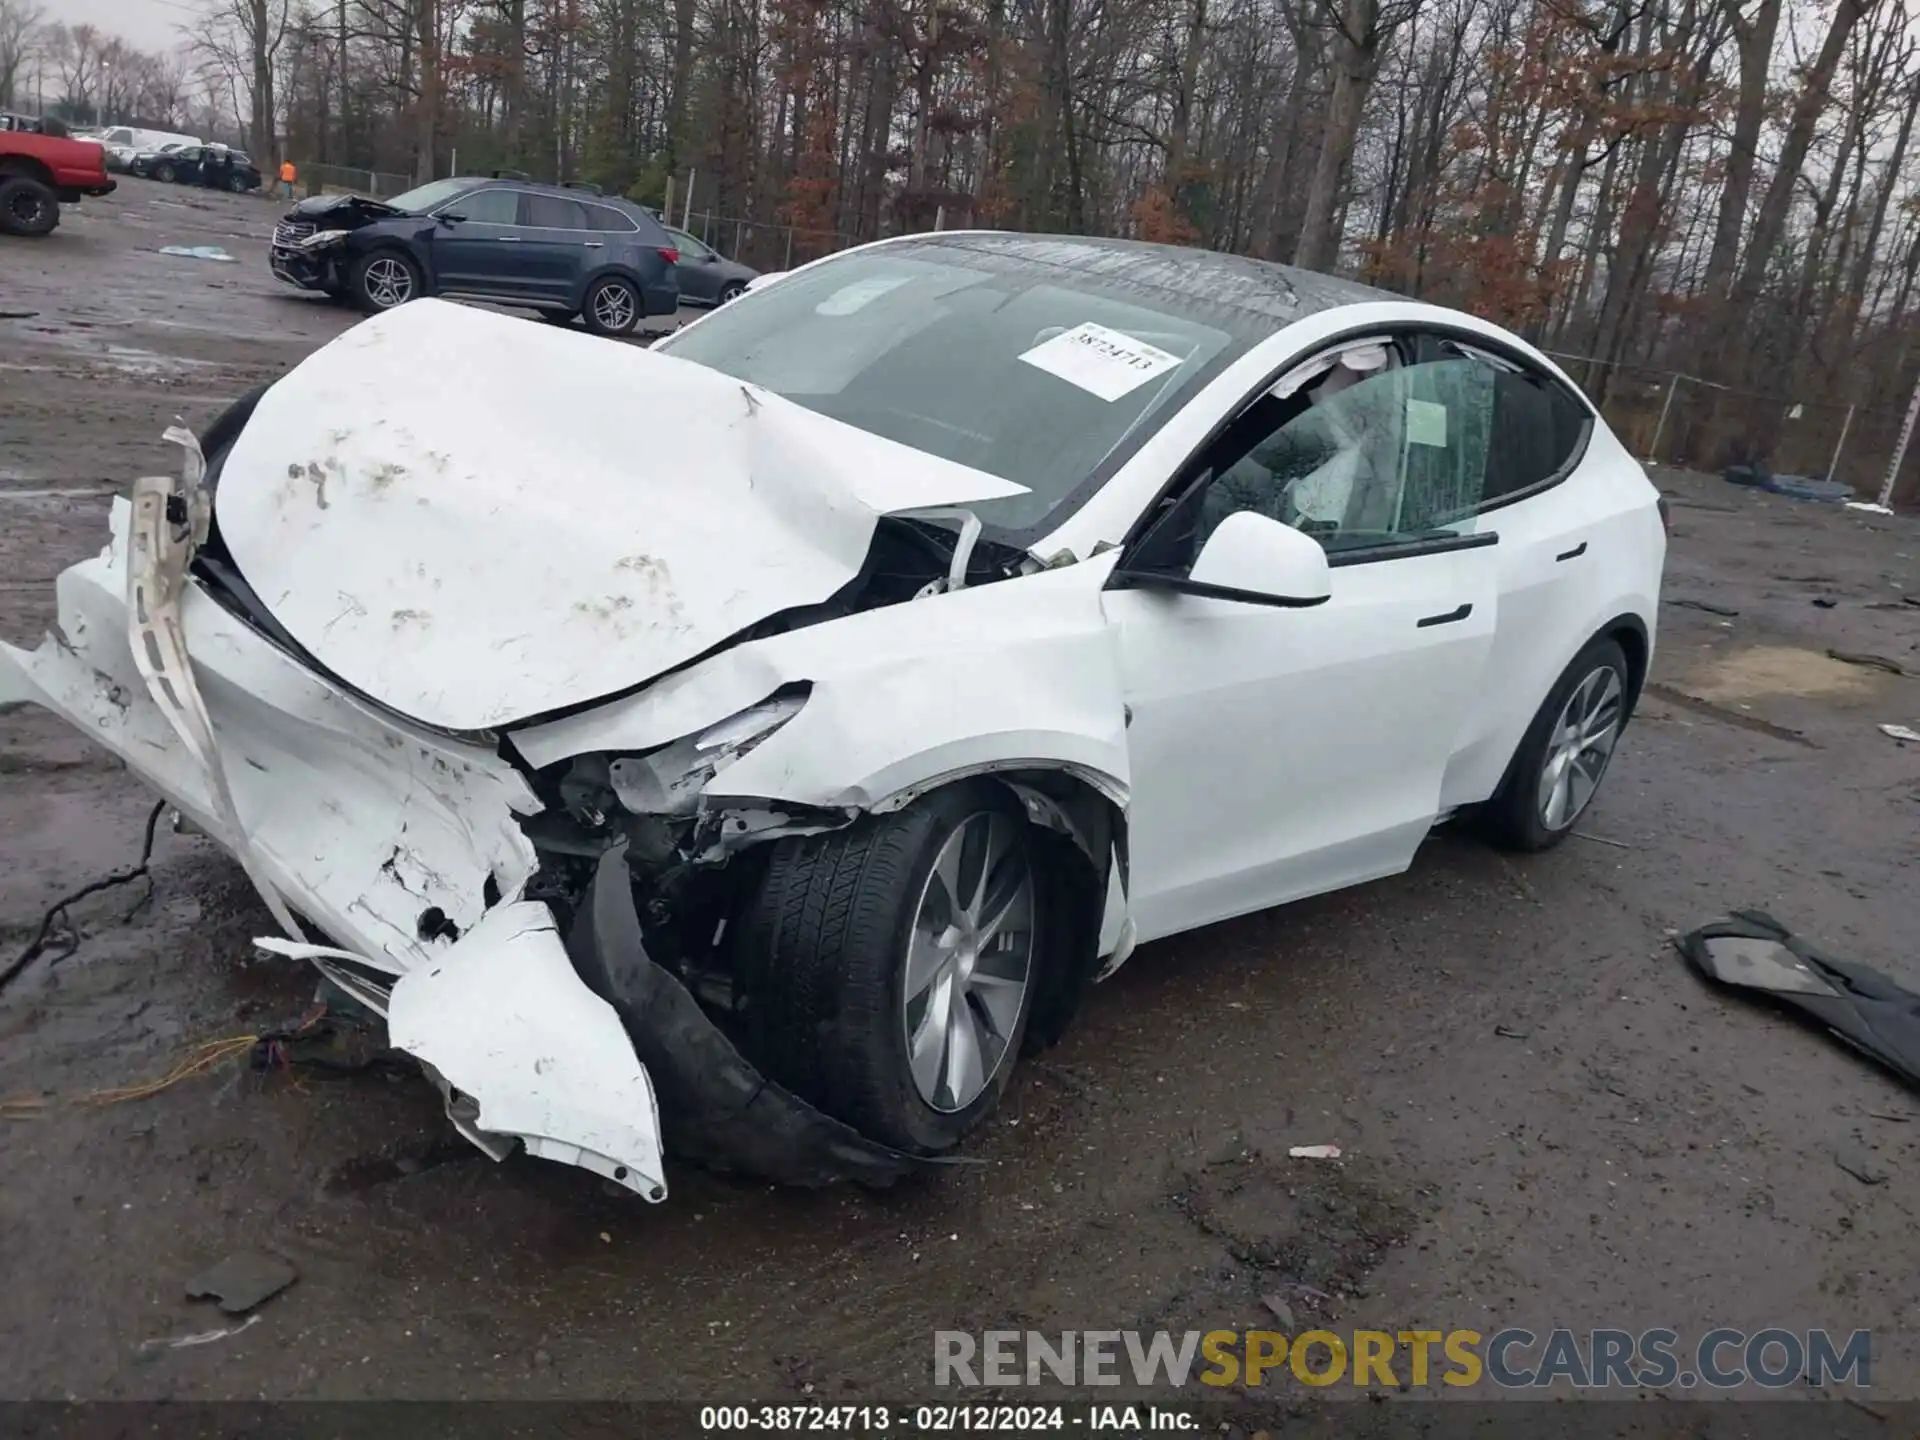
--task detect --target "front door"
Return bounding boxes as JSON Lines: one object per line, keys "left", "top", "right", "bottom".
{"left": 430, "top": 187, "right": 527, "bottom": 295}
{"left": 1110, "top": 340, "right": 1506, "bottom": 943}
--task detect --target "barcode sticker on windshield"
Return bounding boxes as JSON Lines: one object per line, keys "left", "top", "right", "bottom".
{"left": 1019, "top": 322, "right": 1183, "bottom": 402}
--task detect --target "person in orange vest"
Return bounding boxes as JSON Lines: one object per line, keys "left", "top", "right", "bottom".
{"left": 279, "top": 159, "right": 296, "bottom": 199}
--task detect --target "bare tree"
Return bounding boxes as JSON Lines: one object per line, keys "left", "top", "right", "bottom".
{"left": 0, "top": 0, "right": 42, "bottom": 110}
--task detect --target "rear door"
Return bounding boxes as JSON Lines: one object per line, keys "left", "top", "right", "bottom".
{"left": 430, "top": 187, "right": 526, "bottom": 295}
{"left": 1414, "top": 336, "right": 1625, "bottom": 809}
{"left": 515, "top": 192, "right": 593, "bottom": 306}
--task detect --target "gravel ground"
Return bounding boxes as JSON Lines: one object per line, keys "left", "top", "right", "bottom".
{"left": 2, "top": 183, "right": 1918, "bottom": 1417}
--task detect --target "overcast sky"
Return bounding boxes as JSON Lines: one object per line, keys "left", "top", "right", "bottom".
{"left": 44, "top": 0, "right": 189, "bottom": 55}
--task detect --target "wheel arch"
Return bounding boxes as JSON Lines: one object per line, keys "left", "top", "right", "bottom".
{"left": 1485, "top": 609, "right": 1649, "bottom": 810}
{"left": 859, "top": 760, "right": 1125, "bottom": 1055}
{"left": 0, "top": 156, "right": 57, "bottom": 188}
{"left": 353, "top": 240, "right": 430, "bottom": 296}
{"left": 1601, "top": 610, "right": 1651, "bottom": 718}
{"left": 575, "top": 262, "right": 645, "bottom": 307}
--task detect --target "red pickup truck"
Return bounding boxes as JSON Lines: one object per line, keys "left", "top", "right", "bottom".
{"left": 0, "top": 113, "right": 116, "bottom": 237}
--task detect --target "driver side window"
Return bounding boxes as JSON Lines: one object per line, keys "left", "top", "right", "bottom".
{"left": 1197, "top": 354, "right": 1495, "bottom": 555}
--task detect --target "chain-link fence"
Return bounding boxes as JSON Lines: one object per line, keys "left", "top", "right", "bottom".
{"left": 295, "top": 162, "right": 415, "bottom": 199}
{"left": 662, "top": 209, "right": 860, "bottom": 274}
{"left": 1546, "top": 352, "right": 1915, "bottom": 509}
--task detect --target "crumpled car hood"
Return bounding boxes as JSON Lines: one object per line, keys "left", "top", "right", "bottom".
{"left": 214, "top": 300, "right": 1027, "bottom": 732}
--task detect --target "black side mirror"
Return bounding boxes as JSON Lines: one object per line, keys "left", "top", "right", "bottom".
{"left": 438, "top": 212, "right": 465, "bottom": 226}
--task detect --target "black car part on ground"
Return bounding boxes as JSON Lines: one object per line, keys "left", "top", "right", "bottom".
{"left": 1679, "top": 910, "right": 1920, "bottom": 1090}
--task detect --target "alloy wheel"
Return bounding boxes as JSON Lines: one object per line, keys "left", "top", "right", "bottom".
{"left": 6, "top": 189, "right": 47, "bottom": 228}
{"left": 363, "top": 257, "right": 414, "bottom": 309}
{"left": 1537, "top": 664, "right": 1624, "bottom": 831}
{"left": 591, "top": 282, "right": 635, "bottom": 332}
{"left": 901, "top": 811, "right": 1035, "bottom": 1113}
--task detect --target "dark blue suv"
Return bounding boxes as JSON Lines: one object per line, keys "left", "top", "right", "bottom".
{"left": 269, "top": 175, "right": 680, "bottom": 336}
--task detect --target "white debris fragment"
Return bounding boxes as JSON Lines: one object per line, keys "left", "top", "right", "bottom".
{"left": 1288, "top": 1144, "right": 1343, "bottom": 1159}
{"left": 1879, "top": 723, "right": 1920, "bottom": 743}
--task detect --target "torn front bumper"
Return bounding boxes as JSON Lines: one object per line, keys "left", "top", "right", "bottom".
{"left": 0, "top": 449, "right": 669, "bottom": 1201}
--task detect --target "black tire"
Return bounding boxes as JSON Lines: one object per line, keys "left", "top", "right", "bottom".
{"left": 733, "top": 783, "right": 1043, "bottom": 1154}
{"left": 351, "top": 247, "right": 423, "bottom": 314}
{"left": 0, "top": 175, "right": 59, "bottom": 237}
{"left": 581, "top": 276, "right": 640, "bottom": 336}
{"left": 1479, "top": 636, "right": 1632, "bottom": 853}
{"left": 717, "top": 280, "right": 746, "bottom": 304}
{"left": 228, "top": 173, "right": 248, "bottom": 193}
{"left": 154, "top": 163, "right": 175, "bottom": 183}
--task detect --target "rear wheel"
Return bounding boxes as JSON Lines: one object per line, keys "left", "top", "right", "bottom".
{"left": 352, "top": 248, "right": 422, "bottom": 313}
{"left": 582, "top": 276, "right": 640, "bottom": 336}
{"left": 1480, "top": 637, "right": 1630, "bottom": 852}
{"left": 0, "top": 175, "right": 59, "bottom": 237}
{"left": 733, "top": 783, "right": 1041, "bottom": 1153}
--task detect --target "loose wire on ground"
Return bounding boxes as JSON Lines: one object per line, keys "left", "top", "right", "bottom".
{"left": 0, "top": 800, "right": 168, "bottom": 997}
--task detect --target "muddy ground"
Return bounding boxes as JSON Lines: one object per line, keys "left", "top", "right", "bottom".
{"left": 2, "top": 184, "right": 1918, "bottom": 1412}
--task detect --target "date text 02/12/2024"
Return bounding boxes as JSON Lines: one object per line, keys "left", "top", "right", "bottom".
{"left": 698, "top": 1404, "right": 1196, "bottom": 1432}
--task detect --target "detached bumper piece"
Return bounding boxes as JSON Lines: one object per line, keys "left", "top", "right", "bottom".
{"left": 567, "top": 845, "right": 922, "bottom": 1189}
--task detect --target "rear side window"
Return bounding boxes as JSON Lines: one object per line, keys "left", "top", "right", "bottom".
{"left": 522, "top": 193, "right": 587, "bottom": 229}
{"left": 627, "top": 209, "right": 674, "bottom": 246}
{"left": 584, "top": 203, "right": 638, "bottom": 233}
{"left": 1405, "top": 333, "right": 1590, "bottom": 505}
{"left": 1483, "top": 369, "right": 1590, "bottom": 502}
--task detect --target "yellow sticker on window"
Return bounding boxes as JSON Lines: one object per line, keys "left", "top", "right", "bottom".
{"left": 1406, "top": 397, "right": 1449, "bottom": 448}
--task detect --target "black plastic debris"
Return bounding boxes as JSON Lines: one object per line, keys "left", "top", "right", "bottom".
{"left": 1677, "top": 911, "right": 1920, "bottom": 1091}
{"left": 186, "top": 1251, "right": 298, "bottom": 1314}
{"left": 1666, "top": 597, "right": 1740, "bottom": 617}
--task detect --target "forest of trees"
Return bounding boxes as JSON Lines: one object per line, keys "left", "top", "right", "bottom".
{"left": 5, "top": 0, "right": 1920, "bottom": 494}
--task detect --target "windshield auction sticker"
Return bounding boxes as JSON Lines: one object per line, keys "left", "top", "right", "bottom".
{"left": 1019, "top": 322, "right": 1183, "bottom": 402}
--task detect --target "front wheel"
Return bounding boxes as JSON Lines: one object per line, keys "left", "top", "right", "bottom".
{"left": 228, "top": 173, "right": 248, "bottom": 192}
{"left": 717, "top": 280, "right": 746, "bottom": 304}
{"left": 154, "top": 163, "right": 175, "bottom": 183}
{"left": 352, "top": 248, "right": 422, "bottom": 313}
{"left": 1479, "top": 637, "right": 1631, "bottom": 852}
{"left": 581, "top": 276, "right": 640, "bottom": 336}
{"left": 0, "top": 175, "right": 59, "bottom": 237}
{"left": 733, "top": 783, "right": 1042, "bottom": 1153}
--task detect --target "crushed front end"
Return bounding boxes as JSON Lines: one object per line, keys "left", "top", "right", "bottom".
{"left": 0, "top": 432, "right": 914, "bottom": 1199}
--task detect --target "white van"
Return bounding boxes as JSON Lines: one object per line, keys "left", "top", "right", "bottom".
{"left": 97, "top": 126, "right": 202, "bottom": 169}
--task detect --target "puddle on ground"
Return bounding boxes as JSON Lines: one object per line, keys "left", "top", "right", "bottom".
{"left": 1683, "top": 644, "right": 1882, "bottom": 703}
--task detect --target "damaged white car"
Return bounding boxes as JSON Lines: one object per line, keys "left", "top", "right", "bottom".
{"left": 1, "top": 233, "right": 1666, "bottom": 1200}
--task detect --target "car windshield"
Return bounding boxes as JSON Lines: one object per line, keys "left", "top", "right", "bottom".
{"left": 386, "top": 177, "right": 474, "bottom": 214}
{"left": 657, "top": 241, "right": 1260, "bottom": 536}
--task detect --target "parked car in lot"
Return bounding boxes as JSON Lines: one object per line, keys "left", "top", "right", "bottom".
{"left": 0, "top": 112, "right": 117, "bottom": 236}
{"left": 268, "top": 175, "right": 680, "bottom": 335}
{"left": 131, "top": 143, "right": 260, "bottom": 191}
{"left": 97, "top": 125, "right": 202, "bottom": 172}
{"left": 0, "top": 233, "right": 1665, "bottom": 1200}
{"left": 662, "top": 224, "right": 758, "bottom": 304}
